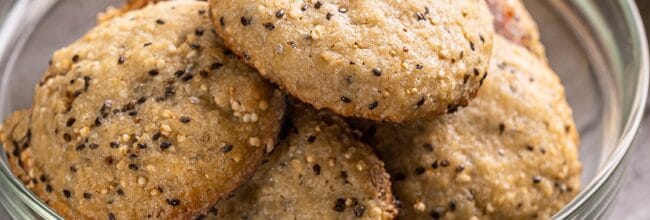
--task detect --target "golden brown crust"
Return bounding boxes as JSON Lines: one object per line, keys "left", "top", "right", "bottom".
{"left": 211, "top": 103, "right": 397, "bottom": 219}
{"left": 486, "top": 0, "right": 545, "bottom": 57}
{"left": 4, "top": 1, "right": 285, "bottom": 219}
{"left": 210, "top": 0, "right": 494, "bottom": 123}
{"left": 372, "top": 36, "right": 580, "bottom": 219}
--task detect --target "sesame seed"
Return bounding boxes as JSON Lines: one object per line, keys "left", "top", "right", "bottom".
{"left": 416, "top": 64, "right": 424, "bottom": 70}
{"left": 275, "top": 9, "right": 285, "bottom": 18}
{"left": 263, "top": 22, "right": 275, "bottom": 30}
{"left": 368, "top": 101, "right": 378, "bottom": 110}
{"left": 143, "top": 42, "right": 152, "bottom": 47}
{"left": 415, "top": 167, "right": 425, "bottom": 175}
{"left": 189, "top": 43, "right": 201, "bottom": 50}
{"left": 219, "top": 17, "right": 225, "bottom": 26}
{"left": 301, "top": 4, "right": 309, "bottom": 11}
{"left": 155, "top": 19, "right": 165, "bottom": 25}
{"left": 179, "top": 116, "right": 191, "bottom": 123}
{"left": 199, "top": 9, "right": 206, "bottom": 15}
{"left": 66, "top": 118, "right": 76, "bottom": 127}
{"left": 138, "top": 143, "right": 147, "bottom": 149}
{"left": 117, "top": 189, "right": 125, "bottom": 196}
{"left": 533, "top": 176, "right": 542, "bottom": 184}
{"left": 83, "top": 192, "right": 92, "bottom": 199}
{"left": 431, "top": 160, "right": 438, "bottom": 169}
{"left": 313, "top": 164, "right": 321, "bottom": 175}
{"left": 175, "top": 70, "right": 185, "bottom": 77}
{"left": 222, "top": 144, "right": 234, "bottom": 153}
{"left": 354, "top": 205, "right": 365, "bottom": 217}
{"left": 210, "top": 62, "right": 223, "bottom": 70}
{"left": 110, "top": 142, "right": 119, "bottom": 149}
{"left": 104, "top": 156, "right": 114, "bottom": 165}
{"left": 372, "top": 68, "right": 382, "bottom": 76}
{"left": 448, "top": 200, "right": 457, "bottom": 211}
{"left": 182, "top": 74, "right": 194, "bottom": 82}
{"left": 498, "top": 123, "right": 505, "bottom": 134}
{"left": 63, "top": 133, "right": 72, "bottom": 142}
{"left": 333, "top": 198, "right": 346, "bottom": 212}
{"left": 160, "top": 141, "right": 172, "bottom": 150}
{"left": 416, "top": 96, "right": 426, "bottom": 107}
{"left": 72, "top": 55, "right": 80, "bottom": 63}
{"left": 326, "top": 13, "right": 333, "bottom": 20}
{"left": 148, "top": 69, "right": 159, "bottom": 76}
{"left": 440, "top": 160, "right": 450, "bottom": 167}
{"left": 63, "top": 189, "right": 71, "bottom": 198}
{"left": 306, "top": 135, "right": 316, "bottom": 143}
{"left": 195, "top": 28, "right": 204, "bottom": 36}
{"left": 338, "top": 7, "right": 348, "bottom": 13}
{"left": 75, "top": 143, "right": 86, "bottom": 151}
{"left": 314, "top": 1, "right": 323, "bottom": 9}
{"left": 128, "top": 164, "right": 139, "bottom": 171}
{"left": 470, "top": 41, "right": 475, "bottom": 51}
{"left": 167, "top": 199, "right": 181, "bottom": 206}
{"left": 152, "top": 132, "right": 161, "bottom": 141}
{"left": 89, "top": 143, "right": 99, "bottom": 149}
{"left": 340, "top": 96, "right": 352, "bottom": 103}
{"left": 45, "top": 184, "right": 52, "bottom": 193}
{"left": 240, "top": 17, "right": 252, "bottom": 26}
{"left": 455, "top": 164, "right": 465, "bottom": 172}
{"left": 463, "top": 74, "right": 470, "bottom": 84}
{"left": 108, "top": 213, "right": 116, "bottom": 220}
{"left": 118, "top": 55, "right": 125, "bottom": 64}
{"left": 416, "top": 12, "right": 426, "bottom": 20}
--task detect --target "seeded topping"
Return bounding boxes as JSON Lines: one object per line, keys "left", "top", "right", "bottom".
{"left": 160, "top": 141, "right": 172, "bottom": 150}
{"left": 167, "top": 199, "right": 181, "bottom": 206}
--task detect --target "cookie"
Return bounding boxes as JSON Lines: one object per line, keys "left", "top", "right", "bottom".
{"left": 2, "top": 1, "right": 285, "bottom": 219}
{"left": 486, "top": 0, "right": 545, "bottom": 57}
{"left": 209, "top": 0, "right": 494, "bottom": 122}
{"left": 372, "top": 36, "right": 580, "bottom": 219}
{"left": 211, "top": 103, "right": 397, "bottom": 219}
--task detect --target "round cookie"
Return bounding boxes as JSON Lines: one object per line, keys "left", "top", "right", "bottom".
{"left": 486, "top": 0, "right": 545, "bottom": 57}
{"left": 372, "top": 36, "right": 580, "bottom": 219}
{"left": 209, "top": 0, "right": 494, "bottom": 122}
{"left": 3, "top": 1, "right": 285, "bottom": 219}
{"left": 211, "top": 104, "right": 397, "bottom": 219}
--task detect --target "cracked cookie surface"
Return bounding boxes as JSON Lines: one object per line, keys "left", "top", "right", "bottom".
{"left": 210, "top": 0, "right": 494, "bottom": 122}
{"left": 1, "top": 1, "right": 285, "bottom": 219}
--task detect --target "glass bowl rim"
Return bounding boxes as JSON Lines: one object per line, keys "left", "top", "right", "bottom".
{"left": 0, "top": 0, "right": 647, "bottom": 219}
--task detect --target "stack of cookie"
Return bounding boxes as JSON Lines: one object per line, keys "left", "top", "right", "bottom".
{"left": 0, "top": 0, "right": 580, "bottom": 219}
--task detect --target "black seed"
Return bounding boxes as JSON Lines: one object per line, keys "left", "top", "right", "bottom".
{"left": 210, "top": 62, "right": 223, "bottom": 70}
{"left": 104, "top": 156, "right": 114, "bottom": 165}
{"left": 326, "top": 13, "right": 333, "bottom": 20}
{"left": 75, "top": 143, "right": 86, "bottom": 151}
{"left": 175, "top": 70, "right": 185, "bottom": 77}
{"left": 222, "top": 144, "right": 233, "bottom": 153}
{"left": 155, "top": 19, "right": 165, "bottom": 25}
{"left": 354, "top": 205, "right": 365, "bottom": 217}
{"left": 447, "top": 104, "right": 459, "bottom": 114}
{"left": 333, "top": 198, "right": 346, "bottom": 212}
{"left": 448, "top": 200, "right": 457, "bottom": 211}
{"left": 338, "top": 7, "right": 348, "bottom": 13}
{"left": 117, "top": 189, "right": 125, "bottom": 196}
{"left": 66, "top": 118, "right": 76, "bottom": 127}
{"left": 63, "top": 189, "right": 72, "bottom": 198}
{"left": 498, "top": 123, "right": 505, "bottom": 134}
{"left": 431, "top": 160, "right": 438, "bottom": 169}
{"left": 340, "top": 96, "right": 352, "bottom": 103}
{"left": 128, "top": 164, "right": 139, "bottom": 171}
{"left": 312, "top": 164, "right": 321, "bottom": 175}
{"left": 455, "top": 164, "right": 465, "bottom": 172}
{"left": 219, "top": 17, "right": 225, "bottom": 26}
{"left": 532, "top": 176, "right": 542, "bottom": 184}
{"left": 276, "top": 9, "right": 285, "bottom": 18}
{"left": 179, "top": 116, "right": 191, "bottom": 123}
{"left": 306, "top": 135, "right": 316, "bottom": 143}
{"left": 129, "top": 153, "right": 138, "bottom": 160}
{"left": 301, "top": 4, "right": 309, "bottom": 11}
{"left": 526, "top": 145, "right": 534, "bottom": 151}
{"left": 143, "top": 42, "right": 152, "bottom": 47}
{"left": 263, "top": 22, "right": 275, "bottom": 30}
{"left": 72, "top": 55, "right": 80, "bottom": 63}
{"left": 63, "top": 133, "right": 72, "bottom": 142}
{"left": 110, "top": 142, "right": 119, "bottom": 149}
{"left": 118, "top": 55, "right": 125, "bottom": 64}
{"left": 136, "top": 97, "right": 147, "bottom": 105}
{"left": 182, "top": 74, "right": 194, "bottom": 82}
{"left": 416, "top": 64, "right": 424, "bottom": 70}
{"left": 167, "top": 199, "right": 181, "bottom": 206}
{"left": 189, "top": 43, "right": 201, "bottom": 50}
{"left": 416, "top": 96, "right": 426, "bottom": 107}
{"left": 148, "top": 69, "right": 159, "bottom": 76}
{"left": 415, "top": 167, "right": 425, "bottom": 175}
{"left": 83, "top": 192, "right": 92, "bottom": 199}
{"left": 473, "top": 68, "right": 480, "bottom": 76}
{"left": 195, "top": 28, "right": 204, "bottom": 36}
{"left": 40, "top": 174, "right": 47, "bottom": 182}
{"left": 368, "top": 101, "right": 378, "bottom": 110}
{"left": 314, "top": 1, "right": 323, "bottom": 9}
{"left": 138, "top": 143, "right": 147, "bottom": 149}
{"left": 240, "top": 17, "right": 252, "bottom": 26}
{"left": 108, "top": 213, "right": 116, "bottom": 220}
{"left": 89, "top": 143, "right": 99, "bottom": 149}
{"left": 45, "top": 184, "right": 52, "bottom": 193}
{"left": 463, "top": 74, "right": 470, "bottom": 84}
{"left": 470, "top": 41, "right": 475, "bottom": 51}
{"left": 480, "top": 72, "right": 488, "bottom": 85}
{"left": 416, "top": 12, "right": 426, "bottom": 20}
{"left": 69, "top": 165, "right": 77, "bottom": 173}
{"left": 372, "top": 68, "right": 382, "bottom": 76}
{"left": 152, "top": 132, "right": 161, "bottom": 141}
{"left": 160, "top": 141, "right": 172, "bottom": 150}
{"left": 440, "top": 160, "right": 450, "bottom": 167}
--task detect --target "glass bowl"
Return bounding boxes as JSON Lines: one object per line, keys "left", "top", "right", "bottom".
{"left": 0, "top": 0, "right": 647, "bottom": 219}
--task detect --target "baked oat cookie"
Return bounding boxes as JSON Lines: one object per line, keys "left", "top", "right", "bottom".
{"left": 2, "top": 1, "right": 285, "bottom": 219}
{"left": 210, "top": 0, "right": 494, "bottom": 122}
{"left": 211, "top": 103, "right": 397, "bottom": 219}
{"left": 487, "top": 0, "right": 545, "bottom": 57}
{"left": 372, "top": 36, "right": 580, "bottom": 219}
